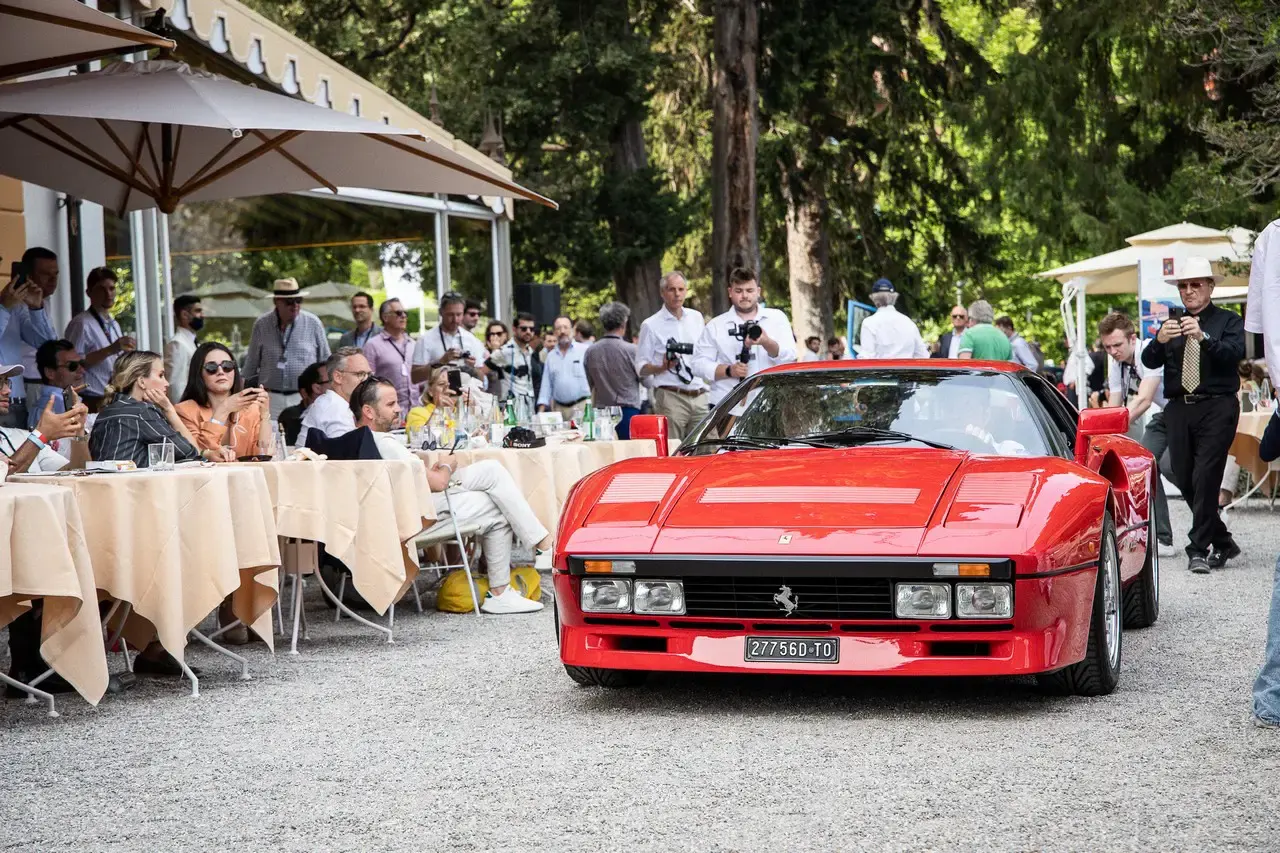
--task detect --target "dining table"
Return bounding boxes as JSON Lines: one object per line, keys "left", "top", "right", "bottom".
{"left": 10, "top": 464, "right": 281, "bottom": 697}
{"left": 0, "top": 482, "right": 109, "bottom": 714}
{"left": 413, "top": 438, "right": 662, "bottom": 532}
{"left": 230, "top": 458, "right": 434, "bottom": 651}
{"left": 1225, "top": 406, "right": 1278, "bottom": 512}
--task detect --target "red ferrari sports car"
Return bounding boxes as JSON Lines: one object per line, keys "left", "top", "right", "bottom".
{"left": 553, "top": 360, "right": 1160, "bottom": 696}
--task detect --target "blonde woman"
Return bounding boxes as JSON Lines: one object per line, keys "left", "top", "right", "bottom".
{"left": 404, "top": 366, "right": 459, "bottom": 434}
{"left": 89, "top": 350, "right": 230, "bottom": 467}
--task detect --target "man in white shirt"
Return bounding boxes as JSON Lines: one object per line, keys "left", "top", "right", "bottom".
{"left": 299, "top": 346, "right": 371, "bottom": 440}
{"left": 635, "top": 271, "right": 708, "bottom": 439}
{"left": 411, "top": 291, "right": 487, "bottom": 385}
{"left": 799, "top": 336, "right": 823, "bottom": 362}
{"left": 858, "top": 278, "right": 929, "bottom": 359}
{"left": 164, "top": 295, "right": 203, "bottom": 402}
{"left": 1245, "top": 216, "right": 1280, "bottom": 730}
{"left": 351, "top": 377, "right": 548, "bottom": 614}
{"left": 63, "top": 267, "right": 135, "bottom": 412}
{"left": 1099, "top": 312, "right": 1172, "bottom": 554}
{"left": 693, "top": 267, "right": 798, "bottom": 406}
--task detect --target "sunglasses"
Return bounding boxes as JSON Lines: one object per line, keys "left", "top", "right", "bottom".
{"left": 60, "top": 360, "right": 83, "bottom": 371}
{"left": 280, "top": 297, "right": 302, "bottom": 306}
{"left": 516, "top": 326, "right": 535, "bottom": 333}
{"left": 1176, "top": 281, "right": 1209, "bottom": 291}
{"left": 951, "top": 314, "right": 966, "bottom": 320}
{"left": 388, "top": 310, "right": 408, "bottom": 318}
{"left": 203, "top": 360, "right": 238, "bottom": 375}
{"left": 466, "top": 310, "right": 481, "bottom": 316}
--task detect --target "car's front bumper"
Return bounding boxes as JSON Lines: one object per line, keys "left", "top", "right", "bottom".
{"left": 555, "top": 569, "right": 1097, "bottom": 677}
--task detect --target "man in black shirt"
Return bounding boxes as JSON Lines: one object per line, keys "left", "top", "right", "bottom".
{"left": 1142, "top": 257, "right": 1246, "bottom": 573}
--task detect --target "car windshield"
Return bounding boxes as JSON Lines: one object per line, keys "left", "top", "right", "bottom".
{"left": 681, "top": 369, "right": 1050, "bottom": 457}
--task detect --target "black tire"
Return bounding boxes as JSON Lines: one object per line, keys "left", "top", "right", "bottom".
{"left": 1122, "top": 510, "right": 1160, "bottom": 629}
{"left": 564, "top": 665, "right": 649, "bottom": 688}
{"left": 1037, "top": 513, "right": 1123, "bottom": 697}
{"left": 555, "top": 601, "right": 649, "bottom": 688}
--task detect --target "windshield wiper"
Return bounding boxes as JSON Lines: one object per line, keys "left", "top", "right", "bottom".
{"left": 795, "top": 426, "right": 957, "bottom": 451}
{"left": 680, "top": 434, "right": 837, "bottom": 454}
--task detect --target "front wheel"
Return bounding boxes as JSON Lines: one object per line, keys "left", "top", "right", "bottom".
{"left": 1122, "top": 508, "right": 1160, "bottom": 629}
{"left": 1038, "top": 513, "right": 1123, "bottom": 696}
{"left": 564, "top": 665, "right": 648, "bottom": 688}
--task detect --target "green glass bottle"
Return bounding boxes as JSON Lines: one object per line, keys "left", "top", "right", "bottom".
{"left": 582, "top": 401, "right": 595, "bottom": 440}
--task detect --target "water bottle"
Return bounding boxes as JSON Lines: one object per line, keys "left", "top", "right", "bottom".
{"left": 273, "top": 422, "right": 288, "bottom": 460}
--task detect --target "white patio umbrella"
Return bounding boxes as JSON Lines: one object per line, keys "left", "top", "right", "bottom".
{"left": 0, "top": 60, "right": 556, "bottom": 215}
{"left": 0, "top": 0, "right": 174, "bottom": 81}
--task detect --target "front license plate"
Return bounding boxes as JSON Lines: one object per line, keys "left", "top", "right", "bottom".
{"left": 744, "top": 636, "right": 839, "bottom": 664}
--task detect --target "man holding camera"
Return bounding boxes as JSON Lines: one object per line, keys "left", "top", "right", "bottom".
{"left": 411, "top": 291, "right": 487, "bottom": 385}
{"left": 636, "top": 271, "right": 708, "bottom": 439}
{"left": 694, "top": 267, "right": 797, "bottom": 406}
{"left": 1141, "top": 256, "right": 1246, "bottom": 574}
{"left": 487, "top": 311, "right": 543, "bottom": 414}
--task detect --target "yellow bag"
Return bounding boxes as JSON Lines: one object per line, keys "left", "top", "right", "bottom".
{"left": 435, "top": 565, "right": 542, "bottom": 613}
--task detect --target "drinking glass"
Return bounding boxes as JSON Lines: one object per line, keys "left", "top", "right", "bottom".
{"left": 147, "top": 442, "right": 175, "bottom": 471}
{"left": 1249, "top": 386, "right": 1261, "bottom": 411}
{"left": 602, "top": 406, "right": 622, "bottom": 440}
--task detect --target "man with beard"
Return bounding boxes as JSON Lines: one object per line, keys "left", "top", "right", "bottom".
{"left": 693, "top": 267, "right": 797, "bottom": 406}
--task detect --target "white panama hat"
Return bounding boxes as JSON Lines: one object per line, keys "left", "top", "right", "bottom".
{"left": 1163, "top": 256, "right": 1223, "bottom": 285}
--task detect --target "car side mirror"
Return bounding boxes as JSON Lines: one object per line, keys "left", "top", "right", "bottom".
{"left": 628, "top": 414, "right": 669, "bottom": 457}
{"left": 1074, "top": 406, "right": 1129, "bottom": 460}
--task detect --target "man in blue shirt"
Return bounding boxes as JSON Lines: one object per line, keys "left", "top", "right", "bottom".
{"left": 28, "top": 339, "right": 85, "bottom": 428}
{"left": 0, "top": 247, "right": 57, "bottom": 428}
{"left": 537, "top": 315, "right": 592, "bottom": 420}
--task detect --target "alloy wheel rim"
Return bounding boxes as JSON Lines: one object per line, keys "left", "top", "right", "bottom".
{"left": 1102, "top": 533, "right": 1121, "bottom": 669}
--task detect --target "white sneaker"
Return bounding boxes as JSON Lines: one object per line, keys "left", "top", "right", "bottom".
{"left": 534, "top": 549, "right": 552, "bottom": 570}
{"left": 1158, "top": 542, "right": 1177, "bottom": 558}
{"left": 481, "top": 586, "right": 545, "bottom": 614}
{"left": 1254, "top": 715, "right": 1280, "bottom": 730}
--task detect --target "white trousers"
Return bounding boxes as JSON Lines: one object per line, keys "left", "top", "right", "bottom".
{"left": 431, "top": 460, "right": 549, "bottom": 588}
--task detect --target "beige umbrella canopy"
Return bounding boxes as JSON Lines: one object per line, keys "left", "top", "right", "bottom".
{"left": 0, "top": 0, "right": 174, "bottom": 81}
{"left": 0, "top": 60, "right": 556, "bottom": 215}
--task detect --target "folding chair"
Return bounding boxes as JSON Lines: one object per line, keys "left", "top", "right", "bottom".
{"left": 405, "top": 487, "right": 485, "bottom": 618}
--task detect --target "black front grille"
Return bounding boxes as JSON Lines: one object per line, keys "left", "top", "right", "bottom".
{"left": 680, "top": 577, "right": 893, "bottom": 620}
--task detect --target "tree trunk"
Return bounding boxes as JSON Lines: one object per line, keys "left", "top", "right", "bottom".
{"left": 710, "top": 0, "right": 759, "bottom": 316}
{"left": 609, "top": 117, "right": 663, "bottom": 333}
{"left": 781, "top": 141, "right": 832, "bottom": 345}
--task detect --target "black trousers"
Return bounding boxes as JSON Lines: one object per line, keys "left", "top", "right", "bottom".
{"left": 1164, "top": 396, "right": 1239, "bottom": 556}
{"left": 1139, "top": 412, "right": 1172, "bottom": 545}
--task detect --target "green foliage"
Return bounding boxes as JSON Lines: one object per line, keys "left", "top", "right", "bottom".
{"left": 238, "top": 0, "right": 1270, "bottom": 360}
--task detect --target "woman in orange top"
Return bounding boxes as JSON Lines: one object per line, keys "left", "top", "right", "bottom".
{"left": 175, "top": 342, "right": 272, "bottom": 459}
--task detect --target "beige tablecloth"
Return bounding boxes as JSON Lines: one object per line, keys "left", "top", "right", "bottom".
{"left": 234, "top": 459, "right": 433, "bottom": 615}
{"left": 1231, "top": 408, "right": 1276, "bottom": 482}
{"left": 0, "top": 483, "right": 109, "bottom": 704}
{"left": 11, "top": 466, "right": 281, "bottom": 660}
{"left": 414, "top": 439, "right": 660, "bottom": 532}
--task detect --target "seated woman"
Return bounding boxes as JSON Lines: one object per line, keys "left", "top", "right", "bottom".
{"left": 89, "top": 350, "right": 230, "bottom": 467}
{"left": 175, "top": 342, "right": 272, "bottom": 459}
{"left": 404, "top": 366, "right": 459, "bottom": 434}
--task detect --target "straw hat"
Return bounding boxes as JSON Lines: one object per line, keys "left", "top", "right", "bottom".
{"left": 271, "top": 277, "right": 309, "bottom": 298}
{"left": 1163, "top": 256, "right": 1223, "bottom": 285}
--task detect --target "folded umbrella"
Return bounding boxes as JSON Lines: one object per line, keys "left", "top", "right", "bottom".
{"left": 0, "top": 60, "right": 555, "bottom": 215}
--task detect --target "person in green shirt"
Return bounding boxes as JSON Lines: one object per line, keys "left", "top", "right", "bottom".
{"left": 957, "top": 300, "right": 1013, "bottom": 361}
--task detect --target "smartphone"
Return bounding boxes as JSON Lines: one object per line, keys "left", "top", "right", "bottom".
{"left": 447, "top": 369, "right": 463, "bottom": 393}
{"left": 63, "top": 384, "right": 83, "bottom": 410}
{"left": 1167, "top": 306, "right": 1186, "bottom": 322}
{"left": 8, "top": 260, "right": 26, "bottom": 287}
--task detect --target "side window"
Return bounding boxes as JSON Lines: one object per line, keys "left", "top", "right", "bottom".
{"left": 1022, "top": 375, "right": 1077, "bottom": 456}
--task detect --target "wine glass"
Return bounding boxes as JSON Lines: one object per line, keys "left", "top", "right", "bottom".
{"left": 1249, "top": 385, "right": 1261, "bottom": 412}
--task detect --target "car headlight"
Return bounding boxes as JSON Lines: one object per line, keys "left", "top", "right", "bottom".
{"left": 581, "top": 578, "right": 632, "bottom": 613}
{"left": 894, "top": 583, "right": 951, "bottom": 619}
{"left": 956, "top": 583, "right": 1012, "bottom": 619}
{"left": 633, "top": 580, "right": 685, "bottom": 615}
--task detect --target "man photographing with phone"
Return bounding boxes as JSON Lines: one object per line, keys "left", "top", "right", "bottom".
{"left": 65, "top": 267, "right": 135, "bottom": 413}
{"left": 0, "top": 248, "right": 58, "bottom": 428}
{"left": 1141, "top": 256, "right": 1246, "bottom": 574}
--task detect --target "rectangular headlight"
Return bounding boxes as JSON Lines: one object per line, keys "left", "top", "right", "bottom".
{"left": 633, "top": 580, "right": 685, "bottom": 615}
{"left": 894, "top": 583, "right": 951, "bottom": 619}
{"left": 956, "top": 583, "right": 1012, "bottom": 619}
{"left": 581, "top": 578, "right": 632, "bottom": 613}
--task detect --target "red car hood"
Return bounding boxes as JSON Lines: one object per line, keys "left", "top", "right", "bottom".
{"left": 664, "top": 448, "right": 964, "bottom": 529}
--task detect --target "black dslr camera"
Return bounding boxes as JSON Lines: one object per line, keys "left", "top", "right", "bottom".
{"left": 512, "top": 363, "right": 531, "bottom": 379}
{"left": 664, "top": 337, "right": 695, "bottom": 385}
{"left": 728, "top": 319, "right": 763, "bottom": 366}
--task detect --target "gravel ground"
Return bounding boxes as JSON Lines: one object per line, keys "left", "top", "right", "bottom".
{"left": 3, "top": 501, "right": 1279, "bottom": 852}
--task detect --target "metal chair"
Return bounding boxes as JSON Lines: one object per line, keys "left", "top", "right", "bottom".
{"left": 407, "top": 487, "right": 484, "bottom": 617}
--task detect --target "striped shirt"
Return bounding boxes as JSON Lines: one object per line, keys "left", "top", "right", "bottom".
{"left": 88, "top": 397, "right": 200, "bottom": 468}
{"left": 242, "top": 309, "right": 331, "bottom": 393}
